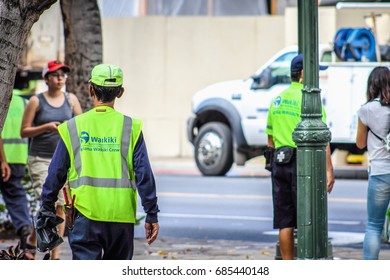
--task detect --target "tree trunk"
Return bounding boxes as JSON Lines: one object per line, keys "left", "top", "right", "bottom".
{"left": 60, "top": 0, "right": 102, "bottom": 111}
{"left": 0, "top": 0, "right": 57, "bottom": 132}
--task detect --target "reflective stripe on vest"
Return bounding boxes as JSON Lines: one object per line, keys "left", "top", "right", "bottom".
{"left": 2, "top": 139, "right": 28, "bottom": 144}
{"left": 66, "top": 116, "right": 136, "bottom": 190}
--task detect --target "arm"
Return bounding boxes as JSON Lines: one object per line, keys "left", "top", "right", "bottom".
{"left": 41, "top": 139, "right": 70, "bottom": 206}
{"left": 20, "top": 95, "right": 60, "bottom": 138}
{"left": 69, "top": 93, "right": 83, "bottom": 116}
{"left": 321, "top": 106, "right": 335, "bottom": 193}
{"left": 34, "top": 141, "right": 68, "bottom": 252}
{"left": 133, "top": 132, "right": 159, "bottom": 245}
{"left": 326, "top": 145, "right": 335, "bottom": 194}
{"left": 267, "top": 135, "right": 275, "bottom": 148}
{"left": 356, "top": 117, "right": 367, "bottom": 149}
{"left": 0, "top": 138, "right": 10, "bottom": 182}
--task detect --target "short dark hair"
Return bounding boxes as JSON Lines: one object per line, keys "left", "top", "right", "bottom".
{"left": 290, "top": 71, "right": 301, "bottom": 82}
{"left": 91, "top": 83, "right": 122, "bottom": 102}
{"left": 366, "top": 66, "right": 390, "bottom": 105}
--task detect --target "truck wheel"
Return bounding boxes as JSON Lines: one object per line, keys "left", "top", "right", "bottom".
{"left": 194, "top": 122, "right": 233, "bottom": 176}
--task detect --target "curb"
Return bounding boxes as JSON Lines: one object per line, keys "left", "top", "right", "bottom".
{"left": 151, "top": 157, "right": 368, "bottom": 179}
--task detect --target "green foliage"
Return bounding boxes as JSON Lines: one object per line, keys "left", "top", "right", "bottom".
{"left": 22, "top": 167, "right": 40, "bottom": 215}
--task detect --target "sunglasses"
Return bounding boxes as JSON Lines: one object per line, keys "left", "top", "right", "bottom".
{"left": 50, "top": 73, "right": 68, "bottom": 79}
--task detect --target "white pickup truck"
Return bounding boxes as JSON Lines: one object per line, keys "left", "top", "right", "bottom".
{"left": 186, "top": 44, "right": 390, "bottom": 176}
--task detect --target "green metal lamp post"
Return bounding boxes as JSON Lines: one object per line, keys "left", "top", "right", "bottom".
{"left": 292, "top": 0, "right": 332, "bottom": 259}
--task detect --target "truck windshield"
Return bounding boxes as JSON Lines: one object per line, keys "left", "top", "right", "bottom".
{"left": 252, "top": 51, "right": 296, "bottom": 89}
{"left": 253, "top": 49, "right": 331, "bottom": 90}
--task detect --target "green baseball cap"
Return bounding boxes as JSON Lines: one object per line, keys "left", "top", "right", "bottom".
{"left": 89, "top": 64, "right": 123, "bottom": 87}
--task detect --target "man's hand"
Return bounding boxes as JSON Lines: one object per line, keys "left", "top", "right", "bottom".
{"left": 327, "top": 168, "right": 335, "bottom": 194}
{"left": 326, "top": 145, "right": 335, "bottom": 194}
{"left": 145, "top": 222, "right": 159, "bottom": 245}
{"left": 1, "top": 161, "right": 10, "bottom": 182}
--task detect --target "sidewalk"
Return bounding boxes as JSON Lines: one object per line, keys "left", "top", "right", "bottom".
{"left": 150, "top": 156, "right": 368, "bottom": 179}
{"left": 150, "top": 156, "right": 269, "bottom": 177}
{"left": 2, "top": 235, "right": 390, "bottom": 260}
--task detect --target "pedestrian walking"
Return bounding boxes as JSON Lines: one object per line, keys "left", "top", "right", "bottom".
{"left": 0, "top": 93, "right": 32, "bottom": 249}
{"left": 356, "top": 66, "right": 390, "bottom": 260}
{"left": 265, "top": 54, "right": 335, "bottom": 259}
{"left": 34, "top": 63, "right": 159, "bottom": 260}
{"left": 20, "top": 60, "right": 82, "bottom": 259}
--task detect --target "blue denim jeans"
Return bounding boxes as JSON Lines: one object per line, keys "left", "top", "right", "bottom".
{"left": 363, "top": 173, "right": 390, "bottom": 260}
{"left": 0, "top": 164, "right": 31, "bottom": 232}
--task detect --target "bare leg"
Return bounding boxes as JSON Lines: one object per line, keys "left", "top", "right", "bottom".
{"left": 50, "top": 205, "right": 65, "bottom": 260}
{"left": 279, "top": 227, "right": 294, "bottom": 260}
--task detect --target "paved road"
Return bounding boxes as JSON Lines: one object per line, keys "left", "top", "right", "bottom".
{"left": 2, "top": 157, "right": 387, "bottom": 260}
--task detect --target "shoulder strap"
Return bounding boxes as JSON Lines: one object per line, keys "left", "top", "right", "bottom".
{"left": 64, "top": 91, "right": 74, "bottom": 113}
{"left": 36, "top": 92, "right": 44, "bottom": 111}
{"left": 366, "top": 101, "right": 390, "bottom": 141}
{"left": 368, "top": 126, "right": 385, "bottom": 142}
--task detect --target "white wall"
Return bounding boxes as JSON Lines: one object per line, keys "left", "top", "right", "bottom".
{"left": 285, "top": 6, "right": 390, "bottom": 47}
{"left": 101, "top": 16, "right": 285, "bottom": 158}
{"left": 29, "top": 4, "right": 390, "bottom": 159}
{"left": 28, "top": 2, "right": 64, "bottom": 67}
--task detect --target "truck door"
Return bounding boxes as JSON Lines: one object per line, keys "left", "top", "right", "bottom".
{"left": 325, "top": 63, "right": 377, "bottom": 146}
{"left": 240, "top": 51, "right": 297, "bottom": 146}
{"left": 324, "top": 65, "right": 354, "bottom": 143}
{"left": 350, "top": 65, "right": 375, "bottom": 141}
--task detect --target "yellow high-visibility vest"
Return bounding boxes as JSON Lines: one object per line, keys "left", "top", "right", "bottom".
{"left": 58, "top": 106, "right": 142, "bottom": 223}
{"left": 2, "top": 95, "right": 28, "bottom": 164}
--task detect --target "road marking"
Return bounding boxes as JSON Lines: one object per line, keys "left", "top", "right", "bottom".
{"left": 144, "top": 212, "right": 361, "bottom": 226}
{"left": 263, "top": 230, "right": 365, "bottom": 246}
{"left": 328, "top": 220, "right": 362, "bottom": 225}
{"left": 158, "top": 192, "right": 366, "bottom": 204}
{"left": 154, "top": 212, "right": 273, "bottom": 221}
{"left": 329, "top": 197, "right": 366, "bottom": 203}
{"left": 158, "top": 192, "right": 271, "bottom": 200}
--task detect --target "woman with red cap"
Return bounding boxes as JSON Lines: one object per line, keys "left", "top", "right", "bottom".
{"left": 21, "top": 60, "right": 82, "bottom": 259}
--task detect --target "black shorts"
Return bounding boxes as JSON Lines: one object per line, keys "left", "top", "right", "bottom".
{"left": 271, "top": 153, "right": 297, "bottom": 229}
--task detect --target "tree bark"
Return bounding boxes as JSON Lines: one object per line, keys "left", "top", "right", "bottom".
{"left": 60, "top": 0, "right": 102, "bottom": 111}
{"left": 0, "top": 0, "right": 57, "bottom": 133}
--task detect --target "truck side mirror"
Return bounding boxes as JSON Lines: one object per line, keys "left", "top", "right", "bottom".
{"left": 251, "top": 67, "right": 272, "bottom": 90}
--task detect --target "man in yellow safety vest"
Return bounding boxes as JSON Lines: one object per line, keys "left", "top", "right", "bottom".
{"left": 35, "top": 64, "right": 159, "bottom": 260}
{"left": 0, "top": 93, "right": 32, "bottom": 249}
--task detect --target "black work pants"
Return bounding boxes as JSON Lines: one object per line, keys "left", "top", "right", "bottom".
{"left": 68, "top": 211, "right": 135, "bottom": 260}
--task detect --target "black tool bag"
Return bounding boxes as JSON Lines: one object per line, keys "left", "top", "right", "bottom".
{"left": 274, "top": 146, "right": 295, "bottom": 165}
{"left": 264, "top": 147, "right": 275, "bottom": 172}
{"left": 34, "top": 210, "right": 64, "bottom": 252}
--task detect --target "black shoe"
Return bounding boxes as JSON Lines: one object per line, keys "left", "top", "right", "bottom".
{"left": 17, "top": 225, "right": 32, "bottom": 249}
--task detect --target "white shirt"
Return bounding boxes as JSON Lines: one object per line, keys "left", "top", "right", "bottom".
{"left": 357, "top": 98, "right": 390, "bottom": 175}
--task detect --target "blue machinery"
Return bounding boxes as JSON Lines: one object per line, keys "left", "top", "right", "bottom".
{"left": 334, "top": 28, "right": 377, "bottom": 62}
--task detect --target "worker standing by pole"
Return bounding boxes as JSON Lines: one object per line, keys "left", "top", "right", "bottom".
{"left": 34, "top": 64, "right": 159, "bottom": 259}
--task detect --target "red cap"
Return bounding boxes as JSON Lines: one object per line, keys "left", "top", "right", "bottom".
{"left": 42, "top": 60, "right": 70, "bottom": 78}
